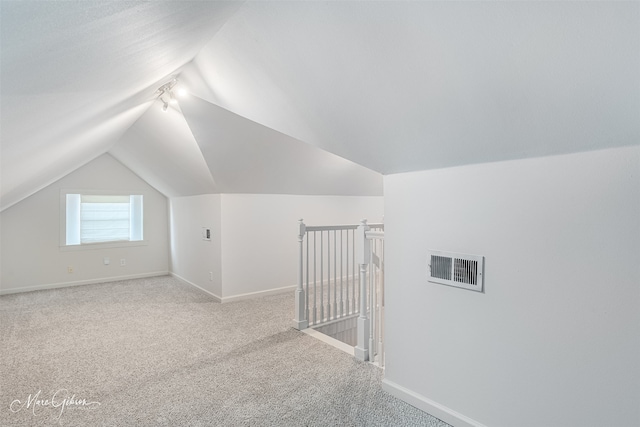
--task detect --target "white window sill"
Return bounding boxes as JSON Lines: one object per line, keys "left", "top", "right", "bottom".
{"left": 60, "top": 240, "right": 148, "bottom": 252}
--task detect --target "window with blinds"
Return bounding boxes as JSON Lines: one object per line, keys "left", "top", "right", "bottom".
{"left": 65, "top": 194, "right": 143, "bottom": 245}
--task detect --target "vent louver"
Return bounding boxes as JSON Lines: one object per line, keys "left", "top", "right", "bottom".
{"left": 428, "top": 250, "right": 484, "bottom": 292}
{"left": 431, "top": 255, "right": 452, "bottom": 280}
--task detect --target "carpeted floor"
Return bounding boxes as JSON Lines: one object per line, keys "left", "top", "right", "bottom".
{"left": 0, "top": 276, "right": 450, "bottom": 426}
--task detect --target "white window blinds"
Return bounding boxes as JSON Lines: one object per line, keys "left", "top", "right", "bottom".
{"left": 65, "top": 194, "right": 143, "bottom": 245}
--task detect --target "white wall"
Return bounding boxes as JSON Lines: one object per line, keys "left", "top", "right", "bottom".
{"left": 169, "top": 194, "right": 222, "bottom": 299}
{"left": 220, "top": 194, "right": 383, "bottom": 299}
{"left": 0, "top": 154, "right": 170, "bottom": 293}
{"left": 383, "top": 146, "right": 640, "bottom": 427}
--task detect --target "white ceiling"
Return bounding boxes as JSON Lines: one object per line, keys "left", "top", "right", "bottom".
{"left": 179, "top": 95, "right": 382, "bottom": 196}
{"left": 197, "top": 1, "right": 639, "bottom": 173}
{"left": 0, "top": 0, "right": 240, "bottom": 210}
{"left": 2, "top": 1, "right": 638, "bottom": 211}
{"left": 109, "top": 99, "right": 218, "bottom": 198}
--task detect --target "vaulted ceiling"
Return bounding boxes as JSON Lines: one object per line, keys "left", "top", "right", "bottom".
{"left": 2, "top": 1, "right": 638, "bottom": 211}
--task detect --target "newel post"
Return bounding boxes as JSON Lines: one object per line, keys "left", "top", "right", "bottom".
{"left": 293, "top": 219, "right": 308, "bottom": 330}
{"left": 354, "top": 219, "right": 371, "bottom": 361}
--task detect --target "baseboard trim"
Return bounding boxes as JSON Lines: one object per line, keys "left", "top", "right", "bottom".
{"left": 381, "top": 379, "right": 487, "bottom": 427}
{"left": 301, "top": 328, "right": 355, "bottom": 356}
{"left": 169, "top": 272, "right": 222, "bottom": 302}
{"left": 0, "top": 271, "right": 169, "bottom": 295}
{"left": 170, "top": 273, "right": 296, "bottom": 304}
{"left": 220, "top": 284, "right": 297, "bottom": 303}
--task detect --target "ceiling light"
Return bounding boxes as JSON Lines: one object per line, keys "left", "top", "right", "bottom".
{"left": 176, "top": 88, "right": 188, "bottom": 97}
{"left": 155, "top": 77, "right": 179, "bottom": 111}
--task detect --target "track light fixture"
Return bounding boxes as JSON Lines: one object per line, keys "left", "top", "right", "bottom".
{"left": 156, "top": 77, "right": 179, "bottom": 112}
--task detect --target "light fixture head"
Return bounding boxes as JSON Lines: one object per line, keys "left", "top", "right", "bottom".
{"left": 156, "top": 76, "right": 180, "bottom": 111}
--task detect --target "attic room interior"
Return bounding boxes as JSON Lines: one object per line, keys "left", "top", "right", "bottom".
{"left": 0, "top": 1, "right": 638, "bottom": 427}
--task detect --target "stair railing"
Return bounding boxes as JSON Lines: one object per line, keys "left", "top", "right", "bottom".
{"left": 294, "top": 219, "right": 384, "bottom": 365}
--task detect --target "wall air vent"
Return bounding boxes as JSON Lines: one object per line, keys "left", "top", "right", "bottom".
{"left": 428, "top": 250, "right": 484, "bottom": 292}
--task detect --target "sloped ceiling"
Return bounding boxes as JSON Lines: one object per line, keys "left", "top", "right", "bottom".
{"left": 0, "top": 0, "right": 241, "bottom": 210}
{"left": 179, "top": 95, "right": 382, "bottom": 196}
{"left": 2, "top": 1, "right": 638, "bottom": 211}
{"left": 109, "top": 99, "right": 218, "bottom": 198}
{"left": 195, "top": 1, "right": 640, "bottom": 174}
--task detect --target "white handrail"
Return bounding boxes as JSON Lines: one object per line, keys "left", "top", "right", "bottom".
{"left": 365, "top": 230, "right": 384, "bottom": 239}
{"left": 294, "top": 219, "right": 385, "bottom": 366}
{"left": 294, "top": 220, "right": 377, "bottom": 329}
{"left": 305, "top": 223, "right": 383, "bottom": 232}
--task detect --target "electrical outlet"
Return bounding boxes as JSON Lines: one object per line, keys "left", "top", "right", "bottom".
{"left": 67, "top": 266, "right": 73, "bottom": 273}
{"left": 209, "top": 271, "right": 213, "bottom": 281}
{"left": 120, "top": 259, "right": 126, "bottom": 266}
{"left": 104, "top": 257, "right": 110, "bottom": 265}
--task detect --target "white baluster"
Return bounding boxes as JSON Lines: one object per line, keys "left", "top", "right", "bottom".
{"left": 378, "top": 238, "right": 385, "bottom": 367}
{"left": 313, "top": 231, "right": 317, "bottom": 325}
{"left": 369, "top": 238, "right": 375, "bottom": 360}
{"left": 305, "top": 230, "right": 309, "bottom": 322}
{"left": 327, "top": 230, "right": 331, "bottom": 320}
{"left": 334, "top": 229, "right": 337, "bottom": 319}
{"left": 345, "top": 230, "right": 350, "bottom": 315}
{"left": 320, "top": 230, "right": 324, "bottom": 322}
{"left": 352, "top": 229, "right": 357, "bottom": 313}
{"left": 293, "top": 219, "right": 308, "bottom": 330}
{"left": 340, "top": 230, "right": 344, "bottom": 318}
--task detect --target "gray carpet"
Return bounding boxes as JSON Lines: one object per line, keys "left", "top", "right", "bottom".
{"left": 0, "top": 276, "right": 450, "bottom": 426}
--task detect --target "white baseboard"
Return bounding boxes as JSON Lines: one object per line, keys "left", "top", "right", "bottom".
{"left": 0, "top": 271, "right": 169, "bottom": 295}
{"left": 170, "top": 273, "right": 296, "bottom": 304}
{"left": 301, "top": 328, "right": 354, "bottom": 356}
{"left": 170, "top": 272, "right": 222, "bottom": 302}
{"left": 220, "top": 284, "right": 296, "bottom": 303}
{"left": 381, "top": 379, "right": 487, "bottom": 427}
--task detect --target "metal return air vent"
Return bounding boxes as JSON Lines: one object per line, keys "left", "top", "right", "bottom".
{"left": 428, "top": 250, "right": 484, "bottom": 292}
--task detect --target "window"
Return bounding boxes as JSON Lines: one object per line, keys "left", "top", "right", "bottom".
{"left": 65, "top": 194, "right": 143, "bottom": 246}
